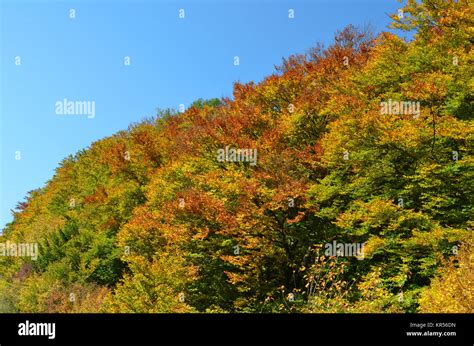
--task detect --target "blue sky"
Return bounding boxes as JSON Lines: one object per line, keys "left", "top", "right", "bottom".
{"left": 0, "top": 0, "right": 401, "bottom": 229}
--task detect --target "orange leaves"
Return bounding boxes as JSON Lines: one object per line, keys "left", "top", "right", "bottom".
{"left": 287, "top": 211, "right": 305, "bottom": 224}
{"left": 3, "top": 0, "right": 472, "bottom": 314}
{"left": 129, "top": 124, "right": 164, "bottom": 167}
{"left": 403, "top": 71, "right": 452, "bottom": 102}
{"left": 117, "top": 207, "right": 168, "bottom": 259}
{"left": 94, "top": 138, "right": 130, "bottom": 176}
{"left": 83, "top": 186, "right": 107, "bottom": 205}
{"left": 175, "top": 188, "right": 235, "bottom": 229}
{"left": 232, "top": 81, "right": 257, "bottom": 103}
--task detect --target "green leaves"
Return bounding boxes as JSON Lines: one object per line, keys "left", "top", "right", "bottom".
{"left": 1, "top": 0, "right": 471, "bottom": 313}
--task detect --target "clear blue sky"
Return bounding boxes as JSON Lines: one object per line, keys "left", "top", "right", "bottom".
{"left": 0, "top": 0, "right": 401, "bottom": 229}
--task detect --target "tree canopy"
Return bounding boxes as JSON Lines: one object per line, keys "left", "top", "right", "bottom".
{"left": 0, "top": 0, "right": 472, "bottom": 313}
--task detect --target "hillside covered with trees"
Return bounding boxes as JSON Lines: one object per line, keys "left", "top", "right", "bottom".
{"left": 0, "top": 0, "right": 472, "bottom": 313}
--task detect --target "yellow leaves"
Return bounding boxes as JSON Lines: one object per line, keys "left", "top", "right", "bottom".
{"left": 224, "top": 271, "right": 246, "bottom": 286}
{"left": 386, "top": 210, "right": 430, "bottom": 232}
{"left": 17, "top": 276, "right": 109, "bottom": 313}
{"left": 335, "top": 199, "right": 398, "bottom": 231}
{"left": 117, "top": 207, "right": 161, "bottom": 245}
{"left": 410, "top": 227, "right": 469, "bottom": 248}
{"left": 357, "top": 268, "right": 387, "bottom": 298}
{"left": 378, "top": 119, "right": 425, "bottom": 149}
{"left": 419, "top": 237, "right": 474, "bottom": 313}
{"left": 436, "top": 1, "right": 473, "bottom": 31}
{"left": 3, "top": 0, "right": 472, "bottom": 315}
{"left": 220, "top": 254, "right": 250, "bottom": 269}
{"left": 106, "top": 249, "right": 198, "bottom": 313}
{"left": 364, "top": 236, "right": 386, "bottom": 258}
{"left": 436, "top": 116, "right": 474, "bottom": 140}
{"left": 359, "top": 31, "right": 407, "bottom": 80}
{"left": 18, "top": 213, "right": 67, "bottom": 243}
{"left": 404, "top": 71, "right": 452, "bottom": 101}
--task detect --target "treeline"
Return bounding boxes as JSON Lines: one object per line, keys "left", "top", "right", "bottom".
{"left": 0, "top": 0, "right": 472, "bottom": 313}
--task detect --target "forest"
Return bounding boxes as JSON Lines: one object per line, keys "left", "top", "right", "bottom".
{"left": 0, "top": 0, "right": 472, "bottom": 313}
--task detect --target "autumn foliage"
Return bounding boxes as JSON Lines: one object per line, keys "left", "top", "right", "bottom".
{"left": 0, "top": 0, "right": 472, "bottom": 313}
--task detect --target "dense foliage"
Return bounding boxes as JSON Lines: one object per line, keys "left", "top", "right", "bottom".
{"left": 0, "top": 0, "right": 472, "bottom": 313}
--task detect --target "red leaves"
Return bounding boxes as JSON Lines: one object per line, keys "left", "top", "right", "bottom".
{"left": 83, "top": 186, "right": 107, "bottom": 205}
